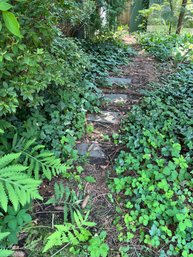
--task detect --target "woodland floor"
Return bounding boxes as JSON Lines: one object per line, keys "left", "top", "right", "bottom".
{"left": 81, "top": 36, "right": 160, "bottom": 255}
{"left": 19, "top": 36, "right": 162, "bottom": 257}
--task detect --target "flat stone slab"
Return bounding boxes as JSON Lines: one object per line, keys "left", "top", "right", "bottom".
{"left": 77, "top": 142, "right": 106, "bottom": 164}
{"left": 104, "top": 93, "right": 127, "bottom": 104}
{"left": 109, "top": 77, "right": 132, "bottom": 85}
{"left": 87, "top": 111, "right": 120, "bottom": 125}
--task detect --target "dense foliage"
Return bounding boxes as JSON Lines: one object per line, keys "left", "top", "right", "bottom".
{"left": 83, "top": 36, "right": 136, "bottom": 86}
{"left": 1, "top": 0, "right": 192, "bottom": 256}
{"left": 0, "top": 0, "right": 131, "bottom": 255}
{"left": 111, "top": 33, "right": 193, "bottom": 257}
{"left": 139, "top": 32, "right": 193, "bottom": 62}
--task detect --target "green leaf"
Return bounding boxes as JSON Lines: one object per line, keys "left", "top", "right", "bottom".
{"left": 100, "top": 231, "right": 107, "bottom": 240}
{"left": 162, "top": 166, "right": 171, "bottom": 176}
{"left": 100, "top": 243, "right": 109, "bottom": 257}
{"left": 83, "top": 221, "right": 96, "bottom": 227}
{"left": 0, "top": 249, "right": 13, "bottom": 257}
{"left": 76, "top": 166, "right": 84, "bottom": 173}
{"left": 0, "top": 232, "right": 10, "bottom": 241}
{"left": 179, "top": 222, "right": 186, "bottom": 232}
{"left": 8, "top": 218, "right": 17, "bottom": 230}
{"left": 85, "top": 176, "right": 96, "bottom": 183}
{"left": 2, "top": 11, "right": 22, "bottom": 38}
{"left": 171, "top": 170, "right": 178, "bottom": 181}
{"left": 0, "top": 153, "right": 42, "bottom": 212}
{"left": 171, "top": 143, "right": 181, "bottom": 157}
{"left": 176, "top": 213, "right": 184, "bottom": 221}
{"left": 0, "top": 2, "right": 12, "bottom": 11}
{"left": 0, "top": 152, "right": 20, "bottom": 169}
{"left": 74, "top": 211, "right": 81, "bottom": 228}
{"left": 7, "top": 232, "right": 18, "bottom": 244}
{"left": 0, "top": 182, "right": 8, "bottom": 211}
{"left": 184, "top": 219, "right": 192, "bottom": 228}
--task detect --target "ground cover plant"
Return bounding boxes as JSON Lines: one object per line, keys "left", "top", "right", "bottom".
{"left": 139, "top": 32, "right": 193, "bottom": 62}
{"left": 0, "top": 0, "right": 133, "bottom": 256}
{"left": 1, "top": 0, "right": 193, "bottom": 256}
{"left": 83, "top": 36, "right": 136, "bottom": 86}
{"left": 111, "top": 33, "right": 193, "bottom": 257}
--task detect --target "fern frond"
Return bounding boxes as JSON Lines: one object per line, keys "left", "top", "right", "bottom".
{"left": 0, "top": 154, "right": 42, "bottom": 212}
{"left": 6, "top": 183, "right": 19, "bottom": 211}
{"left": 68, "top": 231, "right": 79, "bottom": 245}
{"left": 0, "top": 153, "right": 21, "bottom": 169}
{"left": 15, "top": 136, "right": 67, "bottom": 180}
{"left": 65, "top": 186, "right": 70, "bottom": 202}
{"left": 74, "top": 211, "right": 81, "bottom": 228}
{"left": 1, "top": 132, "right": 68, "bottom": 180}
{"left": 0, "top": 232, "right": 13, "bottom": 257}
{"left": 0, "top": 182, "right": 8, "bottom": 211}
{"left": 0, "top": 248, "right": 13, "bottom": 257}
{"left": 43, "top": 230, "right": 63, "bottom": 253}
{"left": 0, "top": 120, "right": 14, "bottom": 132}
{"left": 54, "top": 183, "right": 60, "bottom": 200}
{"left": 0, "top": 232, "right": 10, "bottom": 241}
{"left": 23, "top": 138, "right": 36, "bottom": 151}
{"left": 43, "top": 212, "right": 95, "bottom": 253}
{"left": 1, "top": 133, "right": 68, "bottom": 180}
{"left": 23, "top": 149, "right": 67, "bottom": 180}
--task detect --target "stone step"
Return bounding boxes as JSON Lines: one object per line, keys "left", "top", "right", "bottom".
{"left": 108, "top": 77, "right": 132, "bottom": 85}
{"left": 102, "top": 88, "right": 143, "bottom": 96}
{"left": 87, "top": 111, "right": 120, "bottom": 125}
{"left": 77, "top": 142, "right": 107, "bottom": 165}
{"left": 104, "top": 93, "right": 127, "bottom": 104}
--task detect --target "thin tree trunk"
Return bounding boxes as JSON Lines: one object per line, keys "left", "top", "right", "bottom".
{"left": 169, "top": 23, "right": 172, "bottom": 34}
{"left": 142, "top": 0, "right": 150, "bottom": 31}
{"left": 129, "top": 0, "right": 149, "bottom": 32}
{"left": 168, "top": 0, "right": 174, "bottom": 34}
{"left": 176, "top": 0, "right": 188, "bottom": 34}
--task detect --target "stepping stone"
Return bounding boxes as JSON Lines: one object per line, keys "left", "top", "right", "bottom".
{"left": 104, "top": 93, "right": 127, "bottom": 104}
{"left": 109, "top": 77, "right": 132, "bottom": 85}
{"left": 87, "top": 111, "right": 120, "bottom": 125}
{"left": 77, "top": 142, "right": 107, "bottom": 164}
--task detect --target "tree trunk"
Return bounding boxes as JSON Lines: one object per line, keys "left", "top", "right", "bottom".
{"left": 129, "top": 0, "right": 149, "bottom": 32}
{"left": 143, "top": 0, "right": 150, "bottom": 31}
{"left": 168, "top": 0, "right": 174, "bottom": 34}
{"left": 176, "top": 0, "right": 188, "bottom": 34}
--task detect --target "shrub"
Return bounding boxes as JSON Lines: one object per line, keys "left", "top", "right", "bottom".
{"left": 138, "top": 33, "right": 193, "bottom": 63}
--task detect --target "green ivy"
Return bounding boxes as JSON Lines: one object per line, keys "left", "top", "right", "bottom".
{"left": 111, "top": 41, "right": 193, "bottom": 257}
{"left": 83, "top": 39, "right": 136, "bottom": 86}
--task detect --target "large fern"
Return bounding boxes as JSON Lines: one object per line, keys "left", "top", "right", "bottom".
{"left": 0, "top": 120, "right": 15, "bottom": 153}
{"left": 45, "top": 183, "right": 82, "bottom": 223}
{"left": 0, "top": 134, "right": 69, "bottom": 180}
{"left": 0, "top": 232, "right": 13, "bottom": 257}
{"left": 0, "top": 153, "right": 42, "bottom": 212}
{"left": 0, "top": 120, "right": 14, "bottom": 134}
{"left": 43, "top": 211, "right": 96, "bottom": 253}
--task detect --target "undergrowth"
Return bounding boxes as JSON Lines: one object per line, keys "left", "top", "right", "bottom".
{"left": 1, "top": 1, "right": 192, "bottom": 255}
{"left": 0, "top": 1, "right": 133, "bottom": 254}
{"left": 138, "top": 33, "right": 193, "bottom": 63}
{"left": 111, "top": 34, "right": 193, "bottom": 257}
{"left": 83, "top": 38, "right": 136, "bottom": 87}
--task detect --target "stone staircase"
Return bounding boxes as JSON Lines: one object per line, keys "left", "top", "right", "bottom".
{"left": 77, "top": 76, "right": 142, "bottom": 165}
